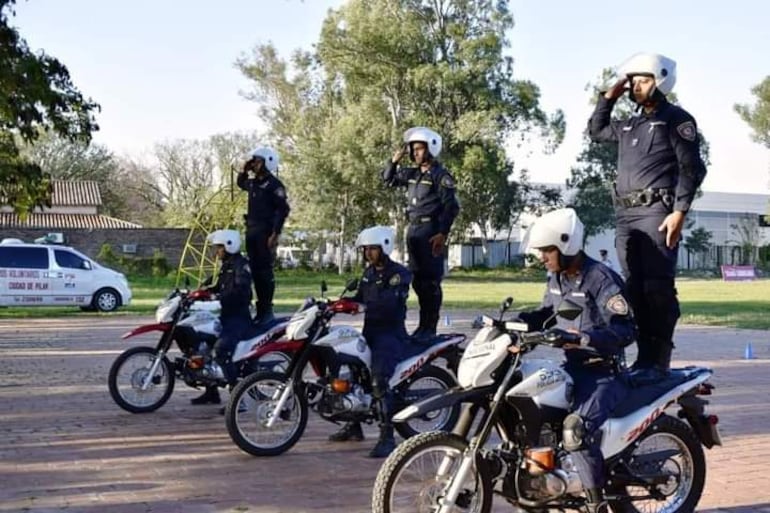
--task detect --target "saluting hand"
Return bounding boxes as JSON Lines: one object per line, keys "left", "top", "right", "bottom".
{"left": 429, "top": 233, "right": 446, "bottom": 257}
{"left": 392, "top": 145, "right": 407, "bottom": 164}
{"left": 658, "top": 211, "right": 686, "bottom": 249}
{"left": 604, "top": 77, "right": 628, "bottom": 100}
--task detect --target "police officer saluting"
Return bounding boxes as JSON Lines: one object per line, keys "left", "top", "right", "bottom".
{"left": 382, "top": 127, "right": 460, "bottom": 341}
{"left": 237, "top": 147, "right": 290, "bottom": 326}
{"left": 588, "top": 53, "right": 707, "bottom": 378}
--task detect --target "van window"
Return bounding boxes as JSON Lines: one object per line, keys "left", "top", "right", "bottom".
{"left": 0, "top": 247, "right": 49, "bottom": 269}
{"left": 54, "top": 249, "right": 88, "bottom": 270}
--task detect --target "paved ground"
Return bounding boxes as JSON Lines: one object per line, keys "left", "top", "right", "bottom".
{"left": 1, "top": 313, "right": 769, "bottom": 513}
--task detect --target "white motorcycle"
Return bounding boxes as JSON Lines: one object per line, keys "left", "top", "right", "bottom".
{"left": 108, "top": 287, "right": 292, "bottom": 413}
{"left": 372, "top": 297, "right": 721, "bottom": 513}
{"left": 224, "top": 280, "right": 466, "bottom": 456}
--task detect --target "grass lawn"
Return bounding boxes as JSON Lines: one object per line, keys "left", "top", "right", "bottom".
{"left": 1, "top": 269, "right": 768, "bottom": 330}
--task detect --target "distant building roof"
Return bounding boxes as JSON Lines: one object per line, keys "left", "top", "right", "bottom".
{"left": 0, "top": 213, "right": 141, "bottom": 229}
{"left": 694, "top": 191, "right": 769, "bottom": 215}
{"left": 51, "top": 180, "right": 102, "bottom": 206}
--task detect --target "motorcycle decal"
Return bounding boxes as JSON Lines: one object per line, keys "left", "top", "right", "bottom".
{"left": 625, "top": 402, "right": 670, "bottom": 442}
{"left": 537, "top": 368, "right": 566, "bottom": 389}
{"left": 398, "top": 355, "right": 427, "bottom": 381}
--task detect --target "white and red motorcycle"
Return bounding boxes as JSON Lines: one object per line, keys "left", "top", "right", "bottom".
{"left": 108, "top": 288, "right": 291, "bottom": 413}
{"left": 224, "top": 280, "right": 466, "bottom": 456}
{"left": 373, "top": 297, "right": 721, "bottom": 513}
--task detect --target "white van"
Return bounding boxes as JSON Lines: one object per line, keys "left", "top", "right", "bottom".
{"left": 0, "top": 239, "right": 132, "bottom": 312}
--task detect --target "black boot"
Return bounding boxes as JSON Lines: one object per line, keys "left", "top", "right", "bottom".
{"left": 190, "top": 386, "right": 220, "bottom": 405}
{"left": 328, "top": 422, "right": 364, "bottom": 442}
{"left": 369, "top": 423, "right": 396, "bottom": 458}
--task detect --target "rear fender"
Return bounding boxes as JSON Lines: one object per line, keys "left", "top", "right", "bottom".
{"left": 121, "top": 323, "right": 171, "bottom": 339}
{"left": 678, "top": 393, "right": 722, "bottom": 448}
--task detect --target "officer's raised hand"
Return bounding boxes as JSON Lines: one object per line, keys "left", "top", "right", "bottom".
{"left": 429, "top": 233, "right": 446, "bottom": 257}
{"left": 658, "top": 211, "right": 686, "bottom": 249}
{"left": 392, "top": 144, "right": 407, "bottom": 164}
{"left": 603, "top": 77, "right": 628, "bottom": 100}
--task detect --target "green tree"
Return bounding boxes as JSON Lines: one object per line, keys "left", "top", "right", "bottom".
{"left": 682, "top": 226, "right": 712, "bottom": 269}
{"left": 568, "top": 69, "right": 710, "bottom": 240}
{"left": 729, "top": 213, "right": 761, "bottom": 266}
{"left": 0, "top": 0, "right": 99, "bottom": 212}
{"left": 734, "top": 76, "right": 770, "bottom": 149}
{"left": 238, "top": 0, "right": 564, "bottom": 268}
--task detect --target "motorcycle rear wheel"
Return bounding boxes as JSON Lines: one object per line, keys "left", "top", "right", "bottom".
{"left": 225, "top": 371, "right": 308, "bottom": 456}
{"left": 372, "top": 431, "right": 493, "bottom": 513}
{"left": 108, "top": 346, "right": 175, "bottom": 413}
{"left": 607, "top": 414, "right": 706, "bottom": 513}
{"left": 394, "top": 366, "right": 461, "bottom": 439}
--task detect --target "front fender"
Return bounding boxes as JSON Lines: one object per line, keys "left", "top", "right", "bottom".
{"left": 121, "top": 323, "right": 171, "bottom": 339}
{"left": 393, "top": 385, "right": 494, "bottom": 423}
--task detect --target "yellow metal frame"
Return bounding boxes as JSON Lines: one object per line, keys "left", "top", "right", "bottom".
{"left": 175, "top": 187, "right": 245, "bottom": 288}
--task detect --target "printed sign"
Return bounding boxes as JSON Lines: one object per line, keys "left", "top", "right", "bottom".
{"left": 720, "top": 265, "right": 757, "bottom": 281}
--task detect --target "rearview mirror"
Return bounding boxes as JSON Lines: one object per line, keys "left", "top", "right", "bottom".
{"left": 345, "top": 278, "right": 359, "bottom": 292}
{"left": 321, "top": 280, "right": 328, "bottom": 295}
{"left": 201, "top": 275, "right": 213, "bottom": 287}
{"left": 556, "top": 299, "right": 583, "bottom": 321}
{"left": 500, "top": 297, "right": 513, "bottom": 312}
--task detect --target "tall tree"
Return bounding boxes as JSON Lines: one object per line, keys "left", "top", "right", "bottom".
{"left": 0, "top": 0, "right": 99, "bottom": 212}
{"left": 238, "top": 0, "right": 564, "bottom": 267}
{"left": 734, "top": 76, "right": 770, "bottom": 149}
{"left": 682, "top": 226, "right": 712, "bottom": 269}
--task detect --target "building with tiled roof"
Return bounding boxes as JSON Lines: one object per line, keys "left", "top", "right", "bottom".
{"left": 0, "top": 180, "right": 141, "bottom": 229}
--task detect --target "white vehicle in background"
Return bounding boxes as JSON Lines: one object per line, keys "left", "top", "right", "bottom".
{"left": 0, "top": 238, "right": 132, "bottom": 312}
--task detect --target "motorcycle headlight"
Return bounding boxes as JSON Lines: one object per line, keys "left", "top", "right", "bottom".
{"left": 155, "top": 296, "right": 180, "bottom": 323}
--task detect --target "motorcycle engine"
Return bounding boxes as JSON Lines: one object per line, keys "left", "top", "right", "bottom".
{"left": 517, "top": 451, "right": 584, "bottom": 500}
{"left": 319, "top": 384, "right": 372, "bottom": 417}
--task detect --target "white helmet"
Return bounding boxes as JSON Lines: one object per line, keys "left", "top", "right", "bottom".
{"left": 207, "top": 229, "right": 242, "bottom": 254}
{"left": 248, "top": 146, "right": 280, "bottom": 173}
{"left": 404, "top": 127, "right": 442, "bottom": 158}
{"left": 619, "top": 52, "right": 677, "bottom": 95}
{"left": 526, "top": 208, "right": 584, "bottom": 257}
{"left": 355, "top": 225, "right": 395, "bottom": 256}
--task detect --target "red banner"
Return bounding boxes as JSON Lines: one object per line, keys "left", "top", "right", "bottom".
{"left": 720, "top": 265, "right": 757, "bottom": 281}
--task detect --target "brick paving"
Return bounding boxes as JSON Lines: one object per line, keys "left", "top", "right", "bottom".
{"left": 1, "top": 314, "right": 769, "bottom": 512}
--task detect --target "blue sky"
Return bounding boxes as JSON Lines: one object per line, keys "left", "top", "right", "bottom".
{"left": 11, "top": 0, "right": 770, "bottom": 195}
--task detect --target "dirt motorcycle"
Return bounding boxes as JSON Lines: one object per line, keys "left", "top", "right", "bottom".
{"left": 224, "top": 280, "right": 466, "bottom": 457}
{"left": 373, "top": 297, "right": 721, "bottom": 513}
{"left": 108, "top": 287, "right": 292, "bottom": 413}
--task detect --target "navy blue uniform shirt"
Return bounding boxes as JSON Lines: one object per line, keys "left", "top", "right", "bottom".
{"left": 382, "top": 160, "right": 460, "bottom": 235}
{"left": 588, "top": 95, "right": 707, "bottom": 213}
{"left": 237, "top": 172, "right": 290, "bottom": 234}
{"left": 520, "top": 255, "right": 635, "bottom": 366}
{"left": 211, "top": 253, "right": 253, "bottom": 319}
{"left": 353, "top": 257, "right": 412, "bottom": 329}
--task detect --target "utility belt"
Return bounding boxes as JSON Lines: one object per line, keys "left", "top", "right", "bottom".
{"left": 612, "top": 185, "right": 674, "bottom": 209}
{"left": 409, "top": 215, "right": 436, "bottom": 225}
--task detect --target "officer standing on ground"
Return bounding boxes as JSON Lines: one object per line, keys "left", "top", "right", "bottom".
{"left": 518, "top": 208, "right": 635, "bottom": 513}
{"left": 237, "top": 146, "right": 290, "bottom": 326}
{"left": 382, "top": 127, "right": 460, "bottom": 341}
{"left": 588, "top": 53, "right": 707, "bottom": 378}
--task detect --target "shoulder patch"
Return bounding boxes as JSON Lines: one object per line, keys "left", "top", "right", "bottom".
{"left": 274, "top": 187, "right": 286, "bottom": 198}
{"left": 676, "top": 121, "right": 697, "bottom": 142}
{"left": 606, "top": 294, "right": 629, "bottom": 316}
{"left": 389, "top": 273, "right": 401, "bottom": 286}
{"left": 440, "top": 175, "right": 455, "bottom": 189}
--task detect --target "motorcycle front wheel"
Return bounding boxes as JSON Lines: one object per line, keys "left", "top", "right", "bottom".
{"left": 394, "top": 366, "right": 461, "bottom": 439}
{"left": 372, "top": 432, "right": 493, "bottom": 513}
{"left": 108, "top": 346, "right": 175, "bottom": 413}
{"left": 225, "top": 371, "right": 308, "bottom": 457}
{"left": 607, "top": 414, "right": 706, "bottom": 513}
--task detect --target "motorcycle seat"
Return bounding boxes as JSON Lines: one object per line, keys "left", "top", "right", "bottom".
{"left": 404, "top": 333, "right": 463, "bottom": 358}
{"left": 610, "top": 366, "right": 708, "bottom": 418}
{"left": 246, "top": 316, "right": 290, "bottom": 338}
